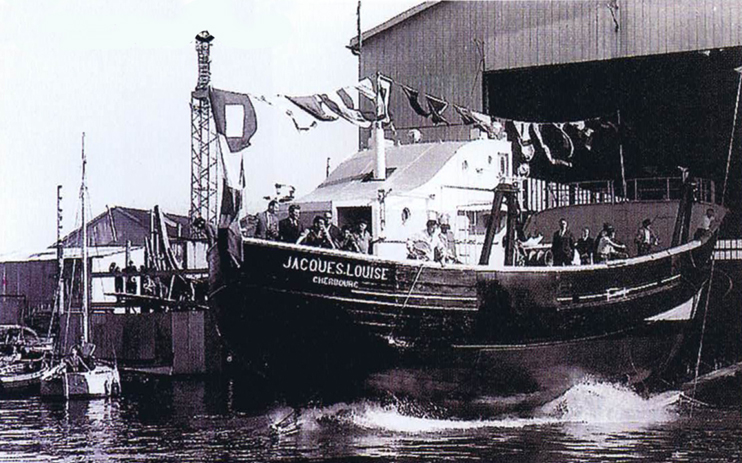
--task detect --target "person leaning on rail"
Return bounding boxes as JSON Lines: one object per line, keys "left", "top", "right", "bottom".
{"left": 297, "top": 216, "right": 336, "bottom": 249}
{"left": 596, "top": 224, "right": 628, "bottom": 262}
{"left": 406, "top": 219, "right": 446, "bottom": 262}
{"left": 694, "top": 208, "right": 716, "bottom": 240}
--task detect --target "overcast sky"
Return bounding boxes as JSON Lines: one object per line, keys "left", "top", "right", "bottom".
{"left": 0, "top": 0, "right": 420, "bottom": 256}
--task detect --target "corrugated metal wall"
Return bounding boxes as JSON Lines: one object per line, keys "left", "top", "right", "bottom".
{"left": 0, "top": 260, "right": 58, "bottom": 312}
{"left": 359, "top": 0, "right": 742, "bottom": 144}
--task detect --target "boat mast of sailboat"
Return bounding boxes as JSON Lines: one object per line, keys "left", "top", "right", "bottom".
{"left": 80, "top": 132, "right": 89, "bottom": 344}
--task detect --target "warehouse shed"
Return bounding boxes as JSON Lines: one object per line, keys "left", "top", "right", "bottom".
{"left": 350, "top": 1, "right": 742, "bottom": 232}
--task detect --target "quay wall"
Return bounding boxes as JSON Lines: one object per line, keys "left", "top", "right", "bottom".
{"left": 59, "top": 310, "right": 221, "bottom": 375}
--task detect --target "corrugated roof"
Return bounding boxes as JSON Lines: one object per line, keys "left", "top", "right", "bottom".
{"left": 298, "top": 140, "right": 468, "bottom": 204}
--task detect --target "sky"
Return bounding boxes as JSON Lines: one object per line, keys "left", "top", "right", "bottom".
{"left": 0, "top": 0, "right": 420, "bottom": 256}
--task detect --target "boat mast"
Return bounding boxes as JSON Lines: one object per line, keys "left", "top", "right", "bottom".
{"left": 80, "top": 132, "right": 89, "bottom": 343}
{"left": 56, "top": 185, "right": 64, "bottom": 315}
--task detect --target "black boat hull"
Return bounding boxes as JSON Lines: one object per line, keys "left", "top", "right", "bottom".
{"left": 209, "top": 230, "right": 715, "bottom": 403}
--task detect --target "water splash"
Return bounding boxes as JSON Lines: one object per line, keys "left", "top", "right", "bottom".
{"left": 289, "top": 379, "right": 681, "bottom": 435}
{"left": 537, "top": 379, "right": 680, "bottom": 424}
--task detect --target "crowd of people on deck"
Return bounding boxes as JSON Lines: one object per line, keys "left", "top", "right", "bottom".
{"left": 548, "top": 207, "right": 715, "bottom": 265}
{"left": 248, "top": 199, "right": 717, "bottom": 266}
{"left": 249, "top": 201, "right": 377, "bottom": 255}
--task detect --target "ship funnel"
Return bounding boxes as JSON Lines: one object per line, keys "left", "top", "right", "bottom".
{"left": 373, "top": 122, "right": 386, "bottom": 180}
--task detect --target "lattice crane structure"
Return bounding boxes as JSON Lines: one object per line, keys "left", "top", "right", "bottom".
{"left": 190, "top": 30, "right": 220, "bottom": 229}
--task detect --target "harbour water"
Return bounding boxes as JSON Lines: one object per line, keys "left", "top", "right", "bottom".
{"left": 2, "top": 378, "right": 740, "bottom": 462}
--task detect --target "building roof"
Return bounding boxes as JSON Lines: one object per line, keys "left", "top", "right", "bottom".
{"left": 348, "top": 1, "right": 440, "bottom": 52}
{"left": 350, "top": 1, "right": 742, "bottom": 68}
{"left": 58, "top": 206, "right": 191, "bottom": 247}
{"left": 298, "top": 140, "right": 468, "bottom": 204}
{"left": 1, "top": 246, "right": 138, "bottom": 263}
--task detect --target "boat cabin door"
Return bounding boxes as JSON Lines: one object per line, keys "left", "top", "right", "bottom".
{"left": 336, "top": 206, "right": 373, "bottom": 235}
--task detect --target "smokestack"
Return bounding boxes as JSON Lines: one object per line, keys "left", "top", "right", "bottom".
{"left": 373, "top": 122, "right": 386, "bottom": 180}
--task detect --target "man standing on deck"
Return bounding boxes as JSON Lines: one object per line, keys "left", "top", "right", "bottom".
{"left": 254, "top": 200, "right": 279, "bottom": 240}
{"left": 323, "top": 211, "right": 343, "bottom": 247}
{"left": 635, "top": 218, "right": 658, "bottom": 256}
{"left": 439, "top": 217, "right": 459, "bottom": 263}
{"left": 279, "top": 204, "right": 302, "bottom": 243}
{"left": 694, "top": 208, "right": 716, "bottom": 239}
{"left": 353, "top": 221, "right": 373, "bottom": 255}
{"left": 551, "top": 218, "right": 575, "bottom": 266}
{"left": 576, "top": 227, "right": 595, "bottom": 264}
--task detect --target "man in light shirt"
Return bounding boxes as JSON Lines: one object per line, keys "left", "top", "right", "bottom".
{"left": 694, "top": 208, "right": 716, "bottom": 240}
{"left": 407, "top": 219, "right": 446, "bottom": 262}
{"left": 634, "top": 218, "right": 658, "bottom": 256}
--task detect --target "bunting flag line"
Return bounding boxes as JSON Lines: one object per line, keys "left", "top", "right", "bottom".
{"left": 490, "top": 118, "right": 507, "bottom": 140}
{"left": 252, "top": 94, "right": 318, "bottom": 132}
{"left": 400, "top": 84, "right": 430, "bottom": 117}
{"left": 285, "top": 95, "right": 339, "bottom": 122}
{"left": 453, "top": 105, "right": 507, "bottom": 140}
{"left": 376, "top": 74, "right": 393, "bottom": 123}
{"left": 554, "top": 123, "right": 575, "bottom": 159}
{"left": 238, "top": 156, "right": 246, "bottom": 189}
{"left": 209, "top": 88, "right": 258, "bottom": 153}
{"left": 425, "top": 94, "right": 449, "bottom": 125}
{"left": 216, "top": 134, "right": 243, "bottom": 229}
{"left": 516, "top": 122, "right": 535, "bottom": 161}
{"left": 532, "top": 123, "right": 572, "bottom": 167}
{"left": 219, "top": 177, "right": 243, "bottom": 228}
{"left": 453, "top": 104, "right": 476, "bottom": 125}
{"left": 566, "top": 121, "right": 595, "bottom": 151}
{"left": 355, "top": 77, "right": 376, "bottom": 101}
{"left": 320, "top": 87, "right": 374, "bottom": 128}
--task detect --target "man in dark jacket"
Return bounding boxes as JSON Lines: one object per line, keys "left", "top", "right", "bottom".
{"left": 254, "top": 200, "right": 279, "bottom": 240}
{"left": 551, "top": 218, "right": 575, "bottom": 266}
{"left": 575, "top": 227, "right": 595, "bottom": 264}
{"left": 323, "top": 211, "right": 343, "bottom": 246}
{"left": 279, "top": 204, "right": 302, "bottom": 243}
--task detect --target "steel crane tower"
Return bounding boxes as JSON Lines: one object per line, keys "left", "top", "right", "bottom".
{"left": 190, "top": 30, "right": 220, "bottom": 229}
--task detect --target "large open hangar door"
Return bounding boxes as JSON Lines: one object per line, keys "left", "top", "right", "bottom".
{"left": 484, "top": 47, "right": 742, "bottom": 235}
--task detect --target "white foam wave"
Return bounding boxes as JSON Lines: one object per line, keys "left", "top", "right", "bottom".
{"left": 537, "top": 379, "right": 680, "bottom": 424}
{"left": 285, "top": 379, "right": 681, "bottom": 435}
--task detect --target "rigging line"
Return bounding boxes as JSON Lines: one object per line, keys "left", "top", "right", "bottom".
{"left": 690, "top": 253, "right": 717, "bottom": 417}
{"left": 83, "top": 189, "right": 107, "bottom": 298}
{"left": 60, "top": 189, "right": 83, "bottom": 355}
{"left": 721, "top": 71, "right": 742, "bottom": 207}
{"left": 388, "top": 261, "right": 425, "bottom": 339}
{"left": 470, "top": 38, "right": 485, "bottom": 101}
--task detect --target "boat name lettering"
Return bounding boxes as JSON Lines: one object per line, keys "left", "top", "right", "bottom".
{"left": 282, "top": 255, "right": 390, "bottom": 281}
{"left": 312, "top": 276, "right": 359, "bottom": 288}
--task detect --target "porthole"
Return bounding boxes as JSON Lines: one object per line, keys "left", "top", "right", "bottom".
{"left": 401, "top": 207, "right": 411, "bottom": 224}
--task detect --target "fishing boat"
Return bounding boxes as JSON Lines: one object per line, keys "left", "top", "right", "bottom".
{"left": 208, "top": 131, "right": 724, "bottom": 405}
{"left": 40, "top": 133, "right": 121, "bottom": 400}
{"left": 0, "top": 325, "right": 54, "bottom": 361}
{"left": 0, "top": 325, "right": 56, "bottom": 393}
{"left": 0, "top": 358, "right": 55, "bottom": 393}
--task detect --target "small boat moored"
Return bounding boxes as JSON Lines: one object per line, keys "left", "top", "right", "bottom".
{"left": 40, "top": 133, "right": 121, "bottom": 400}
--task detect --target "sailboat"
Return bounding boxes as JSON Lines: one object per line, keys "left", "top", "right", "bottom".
{"left": 40, "top": 133, "right": 121, "bottom": 399}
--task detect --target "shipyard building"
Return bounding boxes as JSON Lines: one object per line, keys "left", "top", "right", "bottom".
{"left": 349, "top": 0, "right": 742, "bottom": 235}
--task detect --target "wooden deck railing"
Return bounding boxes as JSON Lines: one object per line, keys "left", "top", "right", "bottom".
{"left": 521, "top": 177, "right": 718, "bottom": 213}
